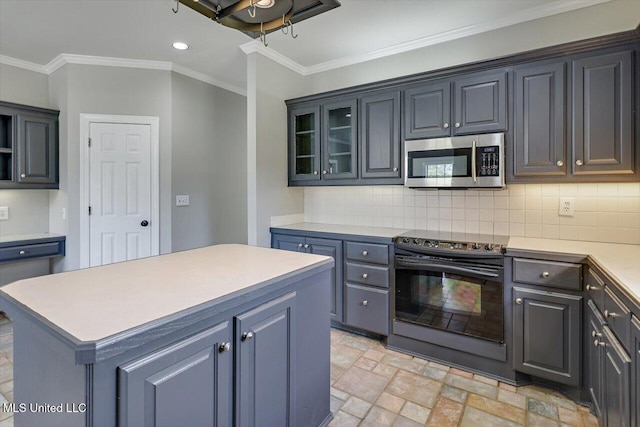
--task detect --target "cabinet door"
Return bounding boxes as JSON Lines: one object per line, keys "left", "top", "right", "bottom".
{"left": 572, "top": 50, "right": 634, "bottom": 175}
{"left": 587, "top": 301, "right": 605, "bottom": 419}
{"left": 235, "top": 292, "right": 296, "bottom": 427}
{"left": 359, "top": 90, "right": 401, "bottom": 179}
{"left": 513, "top": 62, "right": 566, "bottom": 177}
{"left": 307, "top": 237, "right": 343, "bottom": 323}
{"left": 16, "top": 112, "right": 58, "bottom": 185}
{"left": 512, "top": 287, "right": 582, "bottom": 386}
{"left": 453, "top": 71, "right": 507, "bottom": 135}
{"left": 289, "top": 106, "right": 321, "bottom": 182}
{"left": 632, "top": 317, "right": 640, "bottom": 427}
{"left": 118, "top": 322, "right": 232, "bottom": 427}
{"left": 322, "top": 99, "right": 357, "bottom": 179}
{"left": 271, "top": 233, "right": 305, "bottom": 252}
{"left": 603, "top": 326, "right": 632, "bottom": 427}
{"left": 404, "top": 81, "right": 451, "bottom": 139}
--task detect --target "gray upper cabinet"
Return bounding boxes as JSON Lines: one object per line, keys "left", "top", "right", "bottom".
{"left": 0, "top": 101, "right": 59, "bottom": 189}
{"left": 118, "top": 322, "right": 232, "bottom": 427}
{"left": 572, "top": 50, "right": 634, "bottom": 176}
{"left": 235, "top": 293, "right": 296, "bottom": 427}
{"left": 512, "top": 287, "right": 582, "bottom": 386}
{"left": 404, "top": 81, "right": 451, "bottom": 139}
{"left": 289, "top": 105, "right": 321, "bottom": 182}
{"left": 513, "top": 62, "right": 566, "bottom": 177}
{"left": 360, "top": 90, "right": 401, "bottom": 179}
{"left": 453, "top": 71, "right": 507, "bottom": 135}
{"left": 323, "top": 99, "right": 357, "bottom": 179}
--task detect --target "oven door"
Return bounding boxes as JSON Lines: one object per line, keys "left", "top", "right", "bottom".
{"left": 395, "top": 254, "right": 504, "bottom": 343}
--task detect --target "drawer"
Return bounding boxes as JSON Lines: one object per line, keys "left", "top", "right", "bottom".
{"left": 585, "top": 269, "right": 605, "bottom": 312}
{"left": 0, "top": 242, "right": 62, "bottom": 263}
{"left": 345, "top": 262, "right": 389, "bottom": 288}
{"left": 513, "top": 258, "right": 581, "bottom": 291}
{"left": 603, "top": 286, "right": 631, "bottom": 352}
{"left": 344, "top": 283, "right": 389, "bottom": 335}
{"left": 345, "top": 242, "right": 389, "bottom": 265}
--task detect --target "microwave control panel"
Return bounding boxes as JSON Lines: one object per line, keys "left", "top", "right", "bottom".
{"left": 477, "top": 146, "right": 500, "bottom": 176}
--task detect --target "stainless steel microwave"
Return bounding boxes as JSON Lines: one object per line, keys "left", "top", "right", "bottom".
{"left": 404, "top": 133, "right": 505, "bottom": 189}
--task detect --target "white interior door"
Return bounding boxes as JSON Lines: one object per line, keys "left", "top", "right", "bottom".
{"left": 89, "top": 122, "right": 152, "bottom": 267}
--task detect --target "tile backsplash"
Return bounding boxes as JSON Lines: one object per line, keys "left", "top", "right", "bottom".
{"left": 303, "top": 183, "right": 640, "bottom": 244}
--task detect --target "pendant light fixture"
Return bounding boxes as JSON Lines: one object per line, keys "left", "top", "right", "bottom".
{"left": 172, "top": 0, "right": 340, "bottom": 46}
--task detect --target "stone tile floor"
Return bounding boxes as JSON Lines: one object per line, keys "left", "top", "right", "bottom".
{"left": 0, "top": 314, "right": 599, "bottom": 426}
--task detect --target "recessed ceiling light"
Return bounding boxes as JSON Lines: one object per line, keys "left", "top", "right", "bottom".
{"left": 172, "top": 42, "right": 189, "bottom": 50}
{"left": 255, "top": 0, "right": 275, "bottom": 8}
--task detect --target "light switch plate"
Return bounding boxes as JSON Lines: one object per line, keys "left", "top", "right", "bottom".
{"left": 0, "top": 207, "right": 8, "bottom": 221}
{"left": 176, "top": 195, "right": 190, "bottom": 207}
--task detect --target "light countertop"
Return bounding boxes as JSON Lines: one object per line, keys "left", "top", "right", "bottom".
{"left": 0, "top": 233, "right": 65, "bottom": 245}
{"left": 0, "top": 244, "right": 332, "bottom": 342}
{"left": 271, "top": 222, "right": 409, "bottom": 239}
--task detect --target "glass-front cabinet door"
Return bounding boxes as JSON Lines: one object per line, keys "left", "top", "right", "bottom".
{"left": 289, "top": 106, "right": 320, "bottom": 182}
{"left": 322, "top": 99, "right": 357, "bottom": 180}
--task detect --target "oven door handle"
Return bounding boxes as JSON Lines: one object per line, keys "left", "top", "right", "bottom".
{"left": 395, "top": 258, "right": 500, "bottom": 280}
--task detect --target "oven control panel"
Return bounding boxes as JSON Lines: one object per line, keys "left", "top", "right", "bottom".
{"left": 395, "top": 237, "right": 503, "bottom": 254}
{"left": 477, "top": 146, "right": 500, "bottom": 177}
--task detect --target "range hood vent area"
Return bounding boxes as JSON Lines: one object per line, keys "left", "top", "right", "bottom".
{"left": 177, "top": 0, "right": 340, "bottom": 39}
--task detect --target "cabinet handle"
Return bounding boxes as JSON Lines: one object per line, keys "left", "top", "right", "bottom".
{"left": 362, "top": 300, "right": 368, "bottom": 306}
{"left": 219, "top": 342, "right": 231, "bottom": 353}
{"left": 362, "top": 251, "right": 368, "bottom": 257}
{"left": 322, "top": 170, "right": 328, "bottom": 175}
{"left": 313, "top": 170, "right": 318, "bottom": 175}
{"left": 586, "top": 284, "right": 600, "bottom": 292}
{"left": 303, "top": 243, "right": 309, "bottom": 249}
{"left": 515, "top": 298, "right": 523, "bottom": 305}
{"left": 362, "top": 273, "right": 368, "bottom": 279}
{"left": 604, "top": 310, "right": 616, "bottom": 318}
{"left": 241, "top": 331, "right": 254, "bottom": 341}
{"left": 591, "top": 330, "right": 602, "bottom": 338}
{"left": 556, "top": 160, "right": 564, "bottom": 167}
{"left": 541, "top": 271, "right": 550, "bottom": 279}
{"left": 19, "top": 250, "right": 26, "bottom": 255}
{"left": 393, "top": 167, "right": 398, "bottom": 172}
{"left": 576, "top": 160, "right": 583, "bottom": 166}
{"left": 455, "top": 122, "right": 460, "bottom": 128}
{"left": 443, "top": 122, "right": 449, "bottom": 129}
{"left": 297, "top": 243, "right": 303, "bottom": 248}
{"left": 594, "top": 339, "right": 606, "bottom": 347}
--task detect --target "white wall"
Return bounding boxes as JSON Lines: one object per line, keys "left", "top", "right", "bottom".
{"left": 171, "top": 72, "right": 247, "bottom": 251}
{"left": 247, "top": 53, "right": 306, "bottom": 247}
{"left": 304, "top": 0, "right": 640, "bottom": 94}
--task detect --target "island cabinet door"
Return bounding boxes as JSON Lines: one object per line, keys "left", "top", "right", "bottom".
{"left": 117, "top": 321, "right": 233, "bottom": 427}
{"left": 512, "top": 287, "right": 582, "bottom": 386}
{"left": 235, "top": 292, "right": 296, "bottom": 427}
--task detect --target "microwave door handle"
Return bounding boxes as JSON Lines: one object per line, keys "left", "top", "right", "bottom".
{"left": 472, "top": 140, "right": 477, "bottom": 184}
{"left": 396, "top": 259, "right": 499, "bottom": 280}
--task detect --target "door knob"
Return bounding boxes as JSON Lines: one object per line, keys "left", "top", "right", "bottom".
{"left": 576, "top": 160, "right": 583, "bottom": 166}
{"left": 242, "top": 331, "right": 254, "bottom": 341}
{"left": 515, "top": 298, "right": 523, "bottom": 305}
{"left": 443, "top": 123, "right": 449, "bottom": 129}
{"left": 455, "top": 122, "right": 460, "bottom": 128}
{"left": 556, "top": 160, "right": 564, "bottom": 167}
{"left": 140, "top": 220, "right": 149, "bottom": 227}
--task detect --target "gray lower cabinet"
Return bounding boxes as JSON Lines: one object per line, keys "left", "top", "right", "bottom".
{"left": 403, "top": 81, "right": 451, "bottom": 139}
{"left": 118, "top": 322, "right": 233, "bottom": 427}
{"left": 601, "top": 325, "right": 632, "bottom": 427}
{"left": 587, "top": 301, "right": 605, "bottom": 420}
{"left": 359, "top": 90, "right": 401, "bottom": 180}
{"left": 512, "top": 287, "right": 582, "bottom": 386}
{"left": 632, "top": 316, "right": 640, "bottom": 427}
{"left": 272, "top": 233, "right": 343, "bottom": 322}
{"left": 344, "top": 283, "right": 388, "bottom": 335}
{"left": 453, "top": 71, "right": 507, "bottom": 135}
{"left": 235, "top": 293, "right": 296, "bottom": 427}
{"left": 572, "top": 50, "right": 634, "bottom": 176}
{"left": 512, "top": 62, "right": 566, "bottom": 177}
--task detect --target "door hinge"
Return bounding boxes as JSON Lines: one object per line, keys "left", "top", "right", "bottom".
{"left": 88, "top": 138, "right": 92, "bottom": 147}
{"left": 88, "top": 206, "right": 92, "bottom": 215}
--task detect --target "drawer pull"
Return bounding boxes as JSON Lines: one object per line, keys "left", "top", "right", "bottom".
{"left": 241, "top": 331, "right": 254, "bottom": 341}
{"left": 515, "top": 298, "right": 523, "bottom": 305}
{"left": 586, "top": 284, "right": 600, "bottom": 292}
{"left": 591, "top": 330, "right": 602, "bottom": 338}
{"left": 604, "top": 310, "right": 616, "bottom": 318}
{"left": 297, "top": 243, "right": 303, "bottom": 248}
{"left": 19, "top": 250, "right": 26, "bottom": 255}
{"left": 362, "top": 250, "right": 368, "bottom": 257}
{"left": 361, "top": 300, "right": 368, "bottom": 307}
{"left": 594, "top": 339, "right": 605, "bottom": 348}
{"left": 362, "top": 273, "right": 368, "bottom": 279}
{"left": 541, "top": 271, "right": 550, "bottom": 279}
{"left": 303, "top": 244, "right": 309, "bottom": 249}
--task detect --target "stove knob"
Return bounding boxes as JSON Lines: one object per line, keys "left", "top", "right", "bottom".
{"left": 484, "top": 244, "right": 494, "bottom": 251}
{"left": 471, "top": 243, "right": 481, "bottom": 250}
{"left": 402, "top": 238, "right": 410, "bottom": 244}
{"left": 413, "top": 239, "right": 421, "bottom": 245}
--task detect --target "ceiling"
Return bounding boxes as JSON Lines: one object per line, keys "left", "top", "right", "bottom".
{"left": 0, "top": 0, "right": 610, "bottom": 94}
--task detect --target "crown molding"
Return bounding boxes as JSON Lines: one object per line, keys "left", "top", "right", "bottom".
{"left": 240, "top": 40, "right": 307, "bottom": 75}
{"left": 1, "top": 53, "right": 246, "bottom": 96}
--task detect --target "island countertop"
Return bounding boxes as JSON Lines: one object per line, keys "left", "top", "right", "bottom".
{"left": 0, "top": 244, "right": 332, "bottom": 343}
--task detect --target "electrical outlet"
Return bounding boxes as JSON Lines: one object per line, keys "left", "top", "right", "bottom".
{"left": 176, "top": 195, "right": 190, "bottom": 207}
{"left": 559, "top": 197, "right": 575, "bottom": 217}
{"left": 0, "top": 207, "right": 8, "bottom": 221}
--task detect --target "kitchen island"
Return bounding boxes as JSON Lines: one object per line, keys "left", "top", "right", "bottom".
{"left": 0, "top": 244, "right": 334, "bottom": 427}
